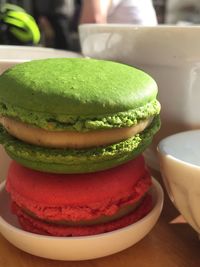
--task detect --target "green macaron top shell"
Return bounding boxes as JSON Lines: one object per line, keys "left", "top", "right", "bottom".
{"left": 0, "top": 58, "right": 159, "bottom": 131}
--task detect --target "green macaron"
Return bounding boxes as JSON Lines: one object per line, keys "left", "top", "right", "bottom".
{"left": 0, "top": 58, "right": 160, "bottom": 173}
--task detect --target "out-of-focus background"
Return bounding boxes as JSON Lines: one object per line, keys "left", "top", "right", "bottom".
{"left": 0, "top": 0, "right": 199, "bottom": 52}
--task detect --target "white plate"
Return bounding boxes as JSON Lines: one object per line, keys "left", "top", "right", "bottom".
{"left": 0, "top": 178, "right": 163, "bottom": 261}
{"left": 0, "top": 45, "right": 81, "bottom": 60}
{"left": 0, "top": 45, "right": 82, "bottom": 75}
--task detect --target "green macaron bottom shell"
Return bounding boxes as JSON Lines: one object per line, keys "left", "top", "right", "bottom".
{"left": 0, "top": 116, "right": 160, "bottom": 173}
{"left": 1, "top": 117, "right": 160, "bottom": 173}
{"left": 0, "top": 99, "right": 160, "bottom": 131}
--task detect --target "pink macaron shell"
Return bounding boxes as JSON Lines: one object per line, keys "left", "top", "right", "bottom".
{"left": 12, "top": 194, "right": 152, "bottom": 237}
{"left": 6, "top": 156, "right": 152, "bottom": 222}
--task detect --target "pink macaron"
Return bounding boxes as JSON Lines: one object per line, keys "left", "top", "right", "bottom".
{"left": 6, "top": 156, "right": 153, "bottom": 236}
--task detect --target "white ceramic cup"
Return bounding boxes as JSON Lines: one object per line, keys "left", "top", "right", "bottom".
{"left": 79, "top": 24, "right": 200, "bottom": 169}
{"left": 158, "top": 130, "right": 200, "bottom": 234}
{"left": 0, "top": 45, "right": 82, "bottom": 181}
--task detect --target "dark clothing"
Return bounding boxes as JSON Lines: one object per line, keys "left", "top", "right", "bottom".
{"left": 32, "top": 0, "right": 77, "bottom": 50}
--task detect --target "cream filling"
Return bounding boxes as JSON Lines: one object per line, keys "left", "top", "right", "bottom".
{"left": 0, "top": 116, "right": 152, "bottom": 149}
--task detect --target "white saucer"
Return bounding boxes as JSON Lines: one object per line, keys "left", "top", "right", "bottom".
{"left": 0, "top": 45, "right": 82, "bottom": 75}
{"left": 0, "top": 178, "right": 163, "bottom": 261}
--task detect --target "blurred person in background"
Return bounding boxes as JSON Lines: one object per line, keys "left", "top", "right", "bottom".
{"left": 80, "top": 0, "right": 158, "bottom": 25}
{"left": 32, "top": 0, "right": 74, "bottom": 49}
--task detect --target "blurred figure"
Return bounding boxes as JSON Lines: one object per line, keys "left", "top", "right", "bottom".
{"left": 80, "top": 0, "right": 158, "bottom": 25}
{"left": 32, "top": 0, "right": 75, "bottom": 50}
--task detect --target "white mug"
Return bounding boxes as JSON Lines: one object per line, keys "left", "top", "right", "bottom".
{"left": 79, "top": 24, "right": 200, "bottom": 169}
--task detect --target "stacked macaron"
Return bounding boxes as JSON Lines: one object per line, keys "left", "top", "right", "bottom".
{"left": 0, "top": 58, "right": 160, "bottom": 236}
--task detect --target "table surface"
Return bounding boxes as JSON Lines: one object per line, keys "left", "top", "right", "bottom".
{"left": 0, "top": 170, "right": 199, "bottom": 267}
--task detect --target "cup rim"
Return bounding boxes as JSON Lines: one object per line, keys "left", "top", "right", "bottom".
{"left": 158, "top": 129, "right": 200, "bottom": 171}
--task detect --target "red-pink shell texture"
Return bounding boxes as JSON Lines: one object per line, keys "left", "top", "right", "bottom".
{"left": 6, "top": 156, "right": 153, "bottom": 236}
